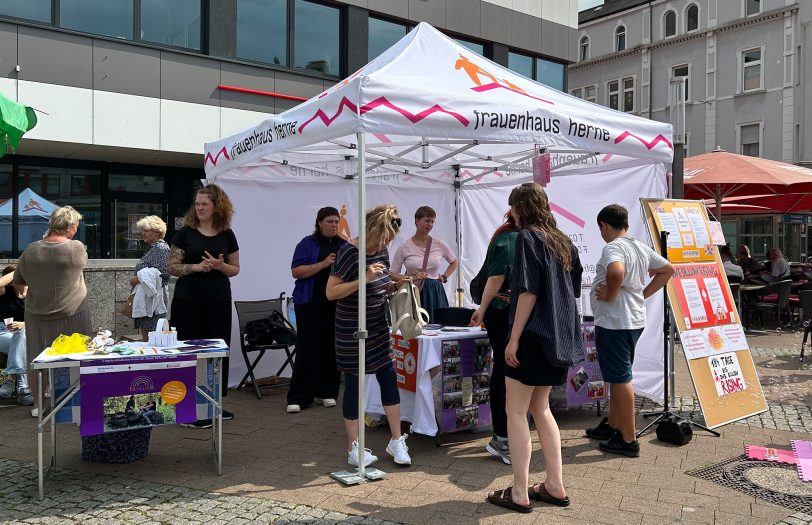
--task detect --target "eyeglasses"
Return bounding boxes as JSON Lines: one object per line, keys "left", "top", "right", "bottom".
{"left": 391, "top": 217, "right": 402, "bottom": 229}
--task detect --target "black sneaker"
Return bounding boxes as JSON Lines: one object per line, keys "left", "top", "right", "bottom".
{"left": 585, "top": 417, "right": 615, "bottom": 440}
{"left": 221, "top": 410, "right": 234, "bottom": 420}
{"left": 599, "top": 430, "right": 640, "bottom": 458}
{"left": 180, "top": 419, "right": 213, "bottom": 429}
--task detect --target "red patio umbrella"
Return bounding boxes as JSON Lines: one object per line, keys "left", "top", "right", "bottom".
{"left": 684, "top": 150, "right": 812, "bottom": 217}
{"left": 718, "top": 193, "right": 812, "bottom": 214}
{"left": 702, "top": 200, "right": 778, "bottom": 217}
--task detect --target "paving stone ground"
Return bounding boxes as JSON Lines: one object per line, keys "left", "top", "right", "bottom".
{"left": 0, "top": 331, "right": 810, "bottom": 524}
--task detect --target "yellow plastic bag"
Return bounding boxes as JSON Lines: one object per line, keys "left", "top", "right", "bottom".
{"left": 45, "top": 333, "right": 91, "bottom": 356}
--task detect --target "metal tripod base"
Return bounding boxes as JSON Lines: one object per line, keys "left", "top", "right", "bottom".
{"left": 636, "top": 410, "right": 720, "bottom": 439}
{"left": 330, "top": 467, "right": 386, "bottom": 485}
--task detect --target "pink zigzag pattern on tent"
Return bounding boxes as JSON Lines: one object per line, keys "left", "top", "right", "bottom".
{"left": 298, "top": 97, "right": 470, "bottom": 133}
{"left": 614, "top": 131, "right": 673, "bottom": 151}
{"left": 470, "top": 83, "right": 555, "bottom": 105}
{"left": 204, "top": 147, "right": 230, "bottom": 166}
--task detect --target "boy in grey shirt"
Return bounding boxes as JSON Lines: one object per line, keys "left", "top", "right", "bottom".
{"left": 586, "top": 204, "right": 674, "bottom": 457}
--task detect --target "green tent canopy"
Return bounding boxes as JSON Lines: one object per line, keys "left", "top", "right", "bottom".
{"left": 0, "top": 91, "right": 37, "bottom": 157}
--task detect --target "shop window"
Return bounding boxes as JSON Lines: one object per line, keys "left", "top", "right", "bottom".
{"left": 60, "top": 0, "right": 133, "bottom": 40}
{"left": 0, "top": 0, "right": 51, "bottom": 23}
{"left": 108, "top": 174, "right": 165, "bottom": 194}
{"left": 536, "top": 58, "right": 565, "bottom": 91}
{"left": 141, "top": 0, "right": 201, "bottom": 50}
{"left": 236, "top": 0, "right": 287, "bottom": 65}
{"left": 369, "top": 17, "right": 408, "bottom": 60}
{"left": 293, "top": 0, "right": 340, "bottom": 76}
{"left": 686, "top": 4, "right": 699, "bottom": 32}
{"left": 664, "top": 10, "right": 677, "bottom": 38}
{"left": 508, "top": 51, "right": 533, "bottom": 79}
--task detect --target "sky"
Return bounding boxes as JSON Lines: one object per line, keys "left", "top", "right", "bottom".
{"left": 579, "top": 0, "right": 604, "bottom": 10}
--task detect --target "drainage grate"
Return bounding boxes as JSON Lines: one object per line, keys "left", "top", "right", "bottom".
{"left": 687, "top": 454, "right": 812, "bottom": 514}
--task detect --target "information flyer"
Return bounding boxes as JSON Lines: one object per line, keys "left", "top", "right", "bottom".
{"left": 391, "top": 334, "right": 419, "bottom": 392}
{"left": 673, "top": 263, "right": 735, "bottom": 329}
{"left": 681, "top": 324, "right": 748, "bottom": 360}
{"left": 649, "top": 201, "right": 716, "bottom": 263}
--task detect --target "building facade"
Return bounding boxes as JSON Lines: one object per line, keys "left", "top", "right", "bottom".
{"left": 568, "top": 0, "right": 812, "bottom": 261}
{"left": 0, "top": 0, "right": 579, "bottom": 260}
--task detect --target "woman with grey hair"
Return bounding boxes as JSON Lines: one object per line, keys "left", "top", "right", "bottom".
{"left": 131, "top": 215, "right": 170, "bottom": 340}
{"left": 14, "top": 205, "right": 90, "bottom": 417}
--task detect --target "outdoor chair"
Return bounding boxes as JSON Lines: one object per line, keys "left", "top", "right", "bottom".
{"left": 798, "top": 290, "right": 812, "bottom": 362}
{"left": 235, "top": 294, "right": 296, "bottom": 399}
{"left": 751, "top": 280, "right": 794, "bottom": 330}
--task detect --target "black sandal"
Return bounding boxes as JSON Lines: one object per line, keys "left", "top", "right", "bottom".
{"left": 487, "top": 486, "right": 533, "bottom": 513}
{"left": 528, "top": 483, "right": 570, "bottom": 507}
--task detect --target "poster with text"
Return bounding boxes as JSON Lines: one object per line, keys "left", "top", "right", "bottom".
{"left": 648, "top": 201, "right": 715, "bottom": 263}
{"left": 682, "top": 324, "right": 748, "bottom": 360}
{"left": 439, "top": 338, "right": 493, "bottom": 433}
{"left": 391, "top": 334, "right": 418, "bottom": 393}
{"left": 79, "top": 355, "right": 196, "bottom": 436}
{"left": 709, "top": 352, "right": 747, "bottom": 397}
{"left": 672, "top": 263, "right": 735, "bottom": 329}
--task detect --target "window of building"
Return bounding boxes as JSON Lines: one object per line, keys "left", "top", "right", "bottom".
{"left": 0, "top": 0, "right": 51, "bottom": 23}
{"left": 664, "top": 10, "right": 677, "bottom": 38}
{"left": 536, "top": 58, "right": 564, "bottom": 91}
{"left": 615, "top": 25, "right": 626, "bottom": 52}
{"left": 584, "top": 85, "right": 596, "bottom": 103}
{"left": 236, "top": 0, "right": 288, "bottom": 65}
{"left": 293, "top": 0, "right": 341, "bottom": 76}
{"left": 140, "top": 0, "right": 201, "bottom": 50}
{"left": 608, "top": 80, "right": 619, "bottom": 110}
{"left": 741, "top": 47, "right": 763, "bottom": 92}
{"left": 672, "top": 64, "right": 690, "bottom": 101}
{"left": 686, "top": 4, "right": 699, "bottom": 32}
{"left": 623, "top": 77, "right": 635, "bottom": 112}
{"left": 608, "top": 77, "right": 634, "bottom": 112}
{"left": 745, "top": 0, "right": 761, "bottom": 16}
{"left": 508, "top": 51, "right": 534, "bottom": 79}
{"left": 108, "top": 174, "right": 165, "bottom": 194}
{"left": 579, "top": 35, "right": 590, "bottom": 61}
{"left": 739, "top": 123, "right": 760, "bottom": 157}
{"left": 60, "top": 0, "right": 134, "bottom": 40}
{"left": 0, "top": 165, "right": 11, "bottom": 257}
{"left": 369, "top": 17, "right": 408, "bottom": 60}
{"left": 454, "top": 37, "right": 484, "bottom": 55}
{"left": 571, "top": 88, "right": 582, "bottom": 98}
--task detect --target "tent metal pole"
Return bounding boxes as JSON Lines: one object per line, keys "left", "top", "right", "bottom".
{"left": 454, "top": 167, "right": 463, "bottom": 306}
{"left": 356, "top": 131, "right": 368, "bottom": 480}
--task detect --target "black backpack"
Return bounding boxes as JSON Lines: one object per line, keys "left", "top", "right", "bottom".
{"left": 469, "top": 262, "right": 488, "bottom": 305}
{"left": 245, "top": 310, "right": 297, "bottom": 347}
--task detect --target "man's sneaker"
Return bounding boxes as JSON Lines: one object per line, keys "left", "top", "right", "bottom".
{"left": 0, "top": 378, "right": 15, "bottom": 398}
{"left": 599, "top": 430, "right": 640, "bottom": 458}
{"left": 221, "top": 410, "right": 234, "bottom": 420}
{"left": 485, "top": 436, "right": 511, "bottom": 465}
{"left": 286, "top": 404, "right": 301, "bottom": 413}
{"left": 180, "top": 419, "right": 213, "bottom": 429}
{"left": 386, "top": 434, "right": 411, "bottom": 465}
{"left": 586, "top": 417, "right": 615, "bottom": 440}
{"left": 315, "top": 397, "right": 337, "bottom": 407}
{"left": 18, "top": 390, "right": 33, "bottom": 406}
{"left": 348, "top": 440, "right": 378, "bottom": 467}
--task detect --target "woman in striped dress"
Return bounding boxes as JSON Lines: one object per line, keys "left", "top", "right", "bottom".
{"left": 326, "top": 204, "right": 411, "bottom": 468}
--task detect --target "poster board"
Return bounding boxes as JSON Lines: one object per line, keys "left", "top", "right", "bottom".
{"left": 642, "top": 198, "right": 767, "bottom": 428}
{"left": 566, "top": 320, "right": 606, "bottom": 406}
{"left": 438, "top": 337, "right": 493, "bottom": 433}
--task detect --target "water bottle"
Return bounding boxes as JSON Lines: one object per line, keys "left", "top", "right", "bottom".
{"left": 287, "top": 300, "right": 297, "bottom": 330}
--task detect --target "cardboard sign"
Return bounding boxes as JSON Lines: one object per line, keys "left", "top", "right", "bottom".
{"left": 390, "top": 334, "right": 418, "bottom": 393}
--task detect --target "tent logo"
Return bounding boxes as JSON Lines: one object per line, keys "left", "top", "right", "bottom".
{"left": 454, "top": 54, "right": 555, "bottom": 106}
{"left": 22, "top": 198, "right": 46, "bottom": 213}
{"left": 204, "top": 147, "right": 230, "bottom": 166}
{"left": 338, "top": 205, "right": 351, "bottom": 240}
{"left": 130, "top": 376, "right": 155, "bottom": 392}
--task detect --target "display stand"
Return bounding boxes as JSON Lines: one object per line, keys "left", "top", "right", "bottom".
{"left": 637, "top": 230, "right": 720, "bottom": 438}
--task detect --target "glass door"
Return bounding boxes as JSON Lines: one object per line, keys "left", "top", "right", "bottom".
{"left": 112, "top": 200, "right": 165, "bottom": 259}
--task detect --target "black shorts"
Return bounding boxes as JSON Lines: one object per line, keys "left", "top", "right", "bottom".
{"left": 504, "top": 332, "right": 568, "bottom": 387}
{"left": 595, "top": 326, "right": 644, "bottom": 383}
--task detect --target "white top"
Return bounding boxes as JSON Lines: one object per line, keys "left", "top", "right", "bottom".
{"left": 590, "top": 237, "right": 670, "bottom": 330}
{"left": 723, "top": 260, "right": 744, "bottom": 280}
{"left": 771, "top": 257, "right": 790, "bottom": 278}
{"left": 391, "top": 237, "right": 456, "bottom": 279}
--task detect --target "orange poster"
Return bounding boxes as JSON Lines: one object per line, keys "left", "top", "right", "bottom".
{"left": 390, "top": 333, "right": 418, "bottom": 393}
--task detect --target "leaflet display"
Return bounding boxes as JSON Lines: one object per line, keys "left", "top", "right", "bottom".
{"left": 642, "top": 198, "right": 767, "bottom": 429}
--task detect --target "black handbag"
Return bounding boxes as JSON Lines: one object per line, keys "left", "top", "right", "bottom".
{"left": 245, "top": 311, "right": 297, "bottom": 347}
{"left": 469, "top": 263, "right": 488, "bottom": 305}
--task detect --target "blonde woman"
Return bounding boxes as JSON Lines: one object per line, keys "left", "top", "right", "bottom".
{"left": 487, "top": 183, "right": 583, "bottom": 513}
{"left": 131, "top": 215, "right": 170, "bottom": 340}
{"left": 14, "top": 206, "right": 90, "bottom": 417}
{"left": 326, "top": 204, "right": 411, "bottom": 467}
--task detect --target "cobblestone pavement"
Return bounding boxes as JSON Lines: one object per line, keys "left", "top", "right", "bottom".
{"left": 0, "top": 458, "right": 398, "bottom": 525}
{"left": 775, "top": 513, "right": 812, "bottom": 525}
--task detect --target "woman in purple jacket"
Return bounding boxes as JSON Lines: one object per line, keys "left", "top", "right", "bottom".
{"left": 286, "top": 207, "right": 347, "bottom": 413}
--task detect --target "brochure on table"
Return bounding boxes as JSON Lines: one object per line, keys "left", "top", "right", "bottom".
{"left": 642, "top": 199, "right": 767, "bottom": 428}
{"left": 79, "top": 355, "right": 197, "bottom": 436}
{"left": 438, "top": 336, "right": 493, "bottom": 433}
{"left": 33, "top": 339, "right": 228, "bottom": 363}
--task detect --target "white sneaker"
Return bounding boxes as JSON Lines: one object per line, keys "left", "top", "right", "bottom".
{"left": 347, "top": 440, "right": 378, "bottom": 467}
{"left": 30, "top": 408, "right": 38, "bottom": 418}
{"left": 386, "top": 434, "right": 411, "bottom": 465}
{"left": 315, "top": 397, "right": 336, "bottom": 407}
{"left": 286, "top": 404, "right": 301, "bottom": 413}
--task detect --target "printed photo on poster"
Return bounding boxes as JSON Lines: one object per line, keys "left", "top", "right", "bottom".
{"left": 569, "top": 367, "right": 589, "bottom": 392}
{"left": 587, "top": 381, "right": 606, "bottom": 399}
{"left": 104, "top": 393, "right": 175, "bottom": 432}
{"left": 709, "top": 352, "right": 747, "bottom": 397}
{"left": 455, "top": 406, "right": 479, "bottom": 429}
{"left": 583, "top": 324, "right": 595, "bottom": 344}
{"left": 442, "top": 341, "right": 460, "bottom": 359}
{"left": 443, "top": 375, "right": 462, "bottom": 393}
{"left": 586, "top": 348, "right": 598, "bottom": 363}
{"left": 443, "top": 392, "right": 463, "bottom": 409}
{"left": 473, "top": 373, "right": 490, "bottom": 389}
{"left": 443, "top": 358, "right": 460, "bottom": 376}
{"left": 474, "top": 339, "right": 492, "bottom": 372}
{"left": 473, "top": 389, "right": 490, "bottom": 405}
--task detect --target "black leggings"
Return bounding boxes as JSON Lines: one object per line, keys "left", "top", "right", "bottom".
{"left": 342, "top": 363, "right": 399, "bottom": 420}
{"left": 485, "top": 304, "right": 509, "bottom": 438}
{"left": 171, "top": 297, "right": 232, "bottom": 396}
{"left": 287, "top": 303, "right": 340, "bottom": 405}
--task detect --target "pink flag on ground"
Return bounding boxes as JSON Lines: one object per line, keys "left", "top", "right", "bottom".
{"left": 791, "top": 440, "right": 812, "bottom": 482}
{"left": 745, "top": 445, "right": 798, "bottom": 465}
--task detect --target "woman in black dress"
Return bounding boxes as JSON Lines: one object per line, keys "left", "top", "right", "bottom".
{"left": 487, "top": 183, "right": 583, "bottom": 513}
{"left": 168, "top": 184, "right": 240, "bottom": 428}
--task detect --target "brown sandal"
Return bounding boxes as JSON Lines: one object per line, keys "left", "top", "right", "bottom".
{"left": 528, "top": 483, "right": 570, "bottom": 507}
{"left": 487, "top": 486, "right": 533, "bottom": 513}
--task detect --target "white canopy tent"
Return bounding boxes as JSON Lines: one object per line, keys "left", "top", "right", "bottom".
{"left": 205, "top": 23, "right": 673, "bottom": 473}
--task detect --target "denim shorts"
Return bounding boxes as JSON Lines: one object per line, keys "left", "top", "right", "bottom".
{"left": 595, "top": 326, "right": 644, "bottom": 383}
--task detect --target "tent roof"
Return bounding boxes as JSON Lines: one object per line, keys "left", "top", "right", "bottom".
{"left": 0, "top": 187, "right": 58, "bottom": 218}
{"left": 204, "top": 23, "right": 672, "bottom": 181}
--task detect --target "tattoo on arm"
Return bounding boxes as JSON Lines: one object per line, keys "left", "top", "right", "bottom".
{"left": 168, "top": 247, "right": 194, "bottom": 277}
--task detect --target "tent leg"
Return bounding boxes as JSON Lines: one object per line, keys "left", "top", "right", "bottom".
{"left": 454, "top": 169, "right": 463, "bottom": 306}
{"left": 356, "top": 131, "right": 368, "bottom": 480}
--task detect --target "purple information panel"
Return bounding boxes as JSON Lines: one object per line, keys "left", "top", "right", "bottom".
{"left": 439, "top": 337, "right": 493, "bottom": 433}
{"left": 566, "top": 322, "right": 606, "bottom": 406}
{"left": 79, "top": 355, "right": 197, "bottom": 436}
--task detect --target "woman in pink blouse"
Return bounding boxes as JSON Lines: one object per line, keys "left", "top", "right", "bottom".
{"left": 391, "top": 206, "right": 458, "bottom": 323}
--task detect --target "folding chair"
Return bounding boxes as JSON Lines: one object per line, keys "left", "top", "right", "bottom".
{"left": 235, "top": 293, "right": 296, "bottom": 399}
{"left": 799, "top": 290, "right": 812, "bottom": 362}
{"left": 751, "top": 280, "right": 794, "bottom": 330}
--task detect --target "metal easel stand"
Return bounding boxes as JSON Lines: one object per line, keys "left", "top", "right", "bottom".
{"left": 636, "top": 230, "right": 720, "bottom": 439}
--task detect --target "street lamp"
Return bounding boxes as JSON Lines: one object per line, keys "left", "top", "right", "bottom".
{"left": 669, "top": 76, "right": 686, "bottom": 199}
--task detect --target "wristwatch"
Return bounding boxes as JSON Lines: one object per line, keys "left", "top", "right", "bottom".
{"left": 440, "top": 274, "right": 448, "bottom": 283}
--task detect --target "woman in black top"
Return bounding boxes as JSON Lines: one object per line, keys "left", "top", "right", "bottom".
{"left": 169, "top": 184, "right": 240, "bottom": 428}
{"left": 487, "top": 183, "right": 582, "bottom": 513}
